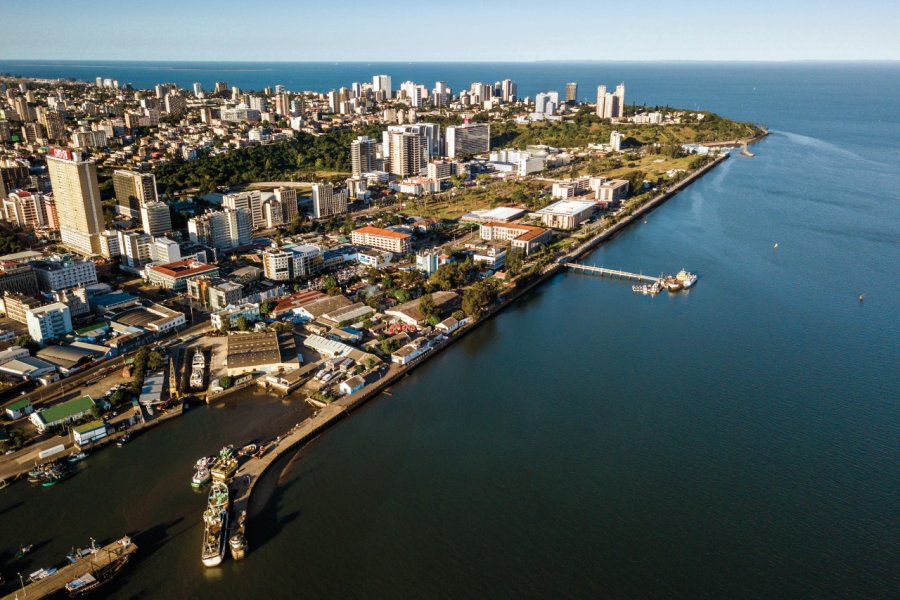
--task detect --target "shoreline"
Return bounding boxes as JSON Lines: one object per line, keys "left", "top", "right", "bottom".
{"left": 229, "top": 141, "right": 752, "bottom": 542}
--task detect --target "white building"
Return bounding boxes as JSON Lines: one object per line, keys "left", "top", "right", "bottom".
{"left": 535, "top": 199, "right": 596, "bottom": 230}
{"left": 140, "top": 201, "right": 172, "bottom": 236}
{"left": 311, "top": 183, "right": 348, "bottom": 219}
{"left": 445, "top": 122, "right": 490, "bottom": 158}
{"left": 26, "top": 302, "right": 73, "bottom": 343}
{"left": 32, "top": 255, "right": 98, "bottom": 291}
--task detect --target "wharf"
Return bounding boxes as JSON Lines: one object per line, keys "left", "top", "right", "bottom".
{"left": 566, "top": 264, "right": 661, "bottom": 282}
{"left": 0, "top": 537, "right": 136, "bottom": 600}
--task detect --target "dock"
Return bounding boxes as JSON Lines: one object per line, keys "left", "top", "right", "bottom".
{"left": 566, "top": 263, "right": 661, "bottom": 282}
{"left": 1, "top": 537, "right": 136, "bottom": 600}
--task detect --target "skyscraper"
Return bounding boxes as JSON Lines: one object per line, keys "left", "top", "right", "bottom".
{"left": 501, "top": 79, "right": 517, "bottom": 103}
{"left": 46, "top": 148, "right": 104, "bottom": 255}
{"left": 351, "top": 135, "right": 377, "bottom": 177}
{"left": 222, "top": 190, "right": 264, "bottom": 230}
{"left": 113, "top": 170, "right": 158, "bottom": 218}
{"left": 373, "top": 75, "right": 392, "bottom": 98}
{"left": 596, "top": 83, "right": 625, "bottom": 119}
{"left": 565, "top": 82, "right": 578, "bottom": 103}
{"left": 387, "top": 131, "right": 425, "bottom": 178}
{"left": 445, "top": 122, "right": 491, "bottom": 158}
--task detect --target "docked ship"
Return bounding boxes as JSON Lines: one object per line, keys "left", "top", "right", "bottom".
{"left": 632, "top": 281, "right": 663, "bottom": 295}
{"left": 189, "top": 349, "right": 206, "bottom": 390}
{"left": 64, "top": 537, "right": 133, "bottom": 597}
{"left": 201, "top": 481, "right": 230, "bottom": 567}
{"left": 676, "top": 269, "right": 698, "bottom": 288}
{"left": 210, "top": 445, "right": 238, "bottom": 482}
{"left": 192, "top": 466, "right": 211, "bottom": 488}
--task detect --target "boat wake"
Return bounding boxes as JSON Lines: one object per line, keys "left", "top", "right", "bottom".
{"left": 773, "top": 130, "right": 863, "bottom": 161}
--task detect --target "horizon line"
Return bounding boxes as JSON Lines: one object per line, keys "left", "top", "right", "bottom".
{"left": 2, "top": 58, "right": 899, "bottom": 64}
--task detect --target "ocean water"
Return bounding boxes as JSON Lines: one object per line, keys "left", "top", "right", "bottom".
{"left": 0, "top": 62, "right": 898, "bottom": 598}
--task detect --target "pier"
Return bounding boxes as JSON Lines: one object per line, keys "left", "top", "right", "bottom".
{"left": 1, "top": 537, "right": 136, "bottom": 600}
{"left": 566, "top": 263, "right": 661, "bottom": 282}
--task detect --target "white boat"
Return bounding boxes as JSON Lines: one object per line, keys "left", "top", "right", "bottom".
{"left": 192, "top": 467, "right": 211, "bottom": 487}
{"left": 676, "top": 269, "right": 698, "bottom": 289}
{"left": 201, "top": 481, "right": 230, "bottom": 567}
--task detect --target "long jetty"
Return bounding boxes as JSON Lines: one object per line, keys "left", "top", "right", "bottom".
{"left": 1, "top": 537, "right": 136, "bottom": 600}
{"left": 566, "top": 263, "right": 661, "bottom": 282}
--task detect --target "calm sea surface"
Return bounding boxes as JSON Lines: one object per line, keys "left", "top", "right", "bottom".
{"left": 0, "top": 62, "right": 898, "bottom": 599}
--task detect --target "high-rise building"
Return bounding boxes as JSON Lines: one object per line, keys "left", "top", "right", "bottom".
{"left": 311, "top": 183, "right": 348, "bottom": 219}
{"left": 2, "top": 191, "right": 53, "bottom": 230}
{"left": 275, "top": 187, "right": 298, "bottom": 224}
{"left": 351, "top": 136, "right": 377, "bottom": 177}
{"left": 501, "top": 79, "right": 517, "bottom": 103}
{"left": 373, "top": 75, "right": 392, "bottom": 98}
{"left": 46, "top": 148, "right": 104, "bottom": 255}
{"left": 39, "top": 110, "right": 66, "bottom": 141}
{"left": 26, "top": 302, "right": 73, "bottom": 344}
{"left": 113, "top": 170, "right": 158, "bottom": 219}
{"left": 222, "top": 190, "right": 264, "bottom": 230}
{"left": 31, "top": 255, "right": 98, "bottom": 291}
{"left": 534, "top": 91, "right": 560, "bottom": 115}
{"left": 445, "top": 122, "right": 491, "bottom": 158}
{"left": 140, "top": 201, "right": 173, "bottom": 236}
{"left": 193, "top": 82, "right": 204, "bottom": 97}
{"left": 164, "top": 94, "right": 187, "bottom": 116}
{"left": 565, "top": 82, "right": 578, "bottom": 103}
{"left": 387, "top": 131, "right": 424, "bottom": 179}
{"left": 117, "top": 230, "right": 154, "bottom": 270}
{"left": 596, "top": 83, "right": 625, "bottom": 119}
{"left": 187, "top": 208, "right": 251, "bottom": 250}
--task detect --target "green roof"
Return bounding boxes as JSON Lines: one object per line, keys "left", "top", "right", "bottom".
{"left": 37, "top": 396, "right": 95, "bottom": 425}
{"left": 6, "top": 398, "right": 32, "bottom": 411}
{"left": 73, "top": 420, "right": 106, "bottom": 434}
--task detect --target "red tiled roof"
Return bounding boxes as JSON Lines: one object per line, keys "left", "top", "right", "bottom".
{"left": 352, "top": 226, "right": 411, "bottom": 240}
{"left": 149, "top": 259, "right": 217, "bottom": 278}
{"left": 272, "top": 290, "right": 326, "bottom": 315}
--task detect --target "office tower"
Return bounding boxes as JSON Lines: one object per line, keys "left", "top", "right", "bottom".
{"left": 275, "top": 187, "right": 298, "bottom": 223}
{"left": 112, "top": 170, "right": 158, "bottom": 218}
{"left": 387, "top": 131, "right": 425, "bottom": 178}
{"left": 140, "top": 201, "right": 173, "bottom": 236}
{"left": 45, "top": 149, "right": 104, "bottom": 255}
{"left": 501, "top": 79, "right": 517, "bottom": 102}
{"left": 351, "top": 135, "right": 377, "bottom": 176}
{"left": 311, "top": 183, "right": 347, "bottom": 219}
{"left": 445, "top": 122, "right": 491, "bottom": 158}
{"left": 373, "top": 75, "right": 392, "bottom": 98}
{"left": 566, "top": 82, "right": 578, "bottom": 103}
{"left": 222, "top": 190, "right": 264, "bottom": 230}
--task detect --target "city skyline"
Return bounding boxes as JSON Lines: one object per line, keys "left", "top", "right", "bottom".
{"left": 3, "top": 0, "right": 900, "bottom": 62}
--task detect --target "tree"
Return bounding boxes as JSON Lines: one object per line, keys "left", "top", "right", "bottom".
{"left": 219, "top": 317, "right": 232, "bottom": 334}
{"left": 462, "top": 280, "right": 500, "bottom": 319}
{"left": 452, "top": 310, "right": 466, "bottom": 321}
{"left": 109, "top": 389, "right": 127, "bottom": 406}
{"left": 15, "top": 334, "right": 39, "bottom": 353}
{"left": 419, "top": 293, "right": 437, "bottom": 319}
{"left": 393, "top": 288, "right": 410, "bottom": 303}
{"left": 259, "top": 300, "right": 275, "bottom": 315}
{"left": 625, "top": 170, "right": 646, "bottom": 197}
{"left": 236, "top": 315, "right": 250, "bottom": 331}
{"left": 147, "top": 350, "right": 165, "bottom": 372}
{"left": 380, "top": 339, "right": 394, "bottom": 356}
{"left": 505, "top": 248, "right": 524, "bottom": 276}
{"left": 218, "top": 376, "right": 233, "bottom": 389}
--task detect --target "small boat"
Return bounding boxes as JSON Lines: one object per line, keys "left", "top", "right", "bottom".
{"left": 15, "top": 543, "right": 34, "bottom": 559}
{"left": 192, "top": 467, "right": 211, "bottom": 488}
{"left": 238, "top": 444, "right": 257, "bottom": 457}
{"left": 67, "top": 451, "right": 89, "bottom": 464}
{"left": 773, "top": 242, "right": 779, "bottom": 249}
{"left": 117, "top": 433, "right": 131, "bottom": 447}
{"left": 28, "top": 567, "right": 57, "bottom": 582}
{"left": 858, "top": 293, "right": 865, "bottom": 302}
{"left": 229, "top": 510, "right": 248, "bottom": 560}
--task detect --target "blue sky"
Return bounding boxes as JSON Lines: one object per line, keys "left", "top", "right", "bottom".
{"left": 3, "top": 0, "right": 899, "bottom": 61}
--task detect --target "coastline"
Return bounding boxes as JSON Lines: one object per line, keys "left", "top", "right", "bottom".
{"left": 229, "top": 142, "right": 752, "bottom": 539}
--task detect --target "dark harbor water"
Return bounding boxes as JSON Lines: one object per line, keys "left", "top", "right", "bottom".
{"left": 1, "top": 63, "right": 899, "bottom": 598}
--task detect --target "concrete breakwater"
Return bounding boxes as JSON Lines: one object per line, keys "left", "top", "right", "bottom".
{"left": 225, "top": 147, "right": 739, "bottom": 554}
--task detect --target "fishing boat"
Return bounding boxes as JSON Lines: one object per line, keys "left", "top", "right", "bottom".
{"left": 117, "top": 433, "right": 131, "bottom": 447}
{"left": 229, "top": 510, "right": 248, "bottom": 560}
{"left": 192, "top": 467, "right": 211, "bottom": 488}
{"left": 210, "top": 445, "right": 238, "bottom": 482}
{"left": 238, "top": 444, "right": 257, "bottom": 458}
{"left": 676, "top": 269, "right": 698, "bottom": 289}
{"left": 201, "top": 481, "right": 230, "bottom": 567}
{"left": 64, "top": 541, "right": 132, "bottom": 598}
{"left": 15, "top": 543, "right": 34, "bottom": 559}
{"left": 67, "top": 451, "right": 89, "bottom": 464}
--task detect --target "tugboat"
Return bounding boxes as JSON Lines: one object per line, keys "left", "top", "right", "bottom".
{"left": 229, "top": 510, "right": 248, "bottom": 560}
{"left": 201, "top": 481, "right": 230, "bottom": 567}
{"left": 64, "top": 537, "right": 133, "bottom": 597}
